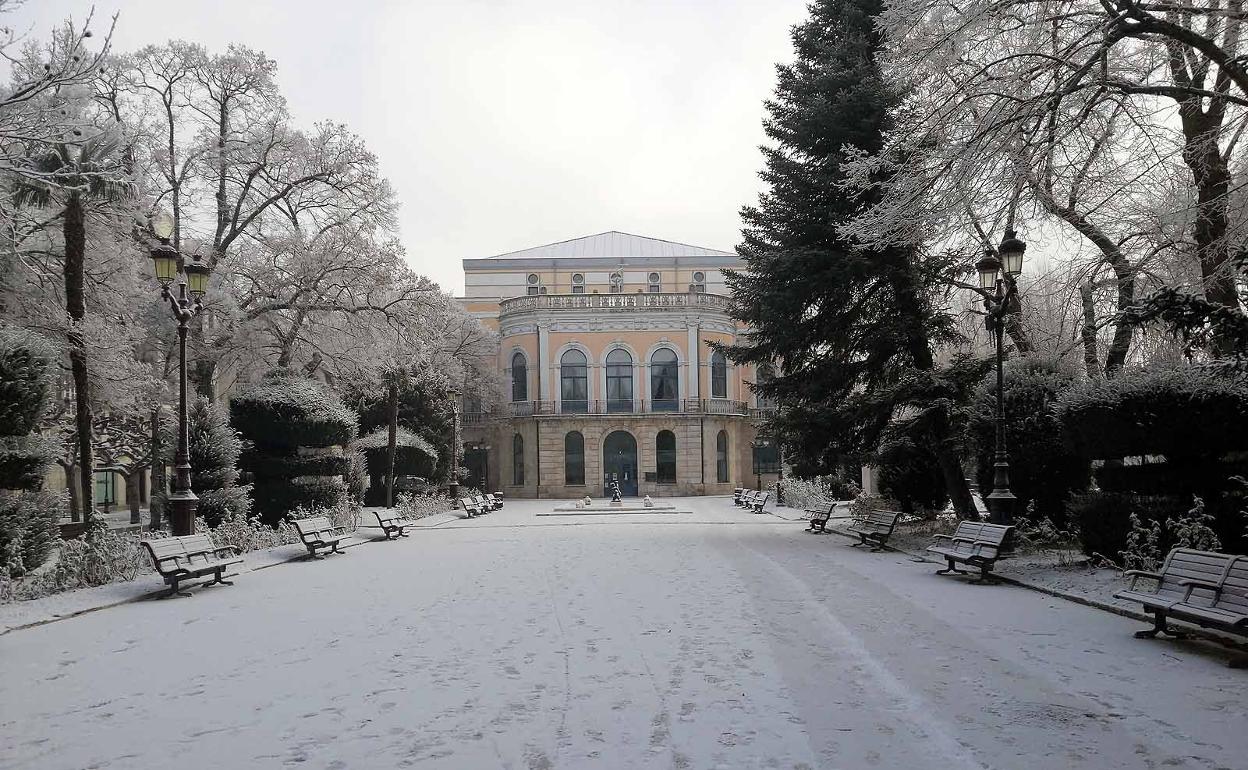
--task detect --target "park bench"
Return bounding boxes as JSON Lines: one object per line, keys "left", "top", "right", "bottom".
{"left": 806, "top": 502, "right": 834, "bottom": 533}
{"left": 739, "top": 490, "right": 759, "bottom": 508}
{"left": 733, "top": 488, "right": 745, "bottom": 505}
{"left": 142, "top": 533, "right": 242, "bottom": 598}
{"left": 460, "top": 496, "right": 484, "bottom": 517}
{"left": 475, "top": 494, "right": 500, "bottom": 512}
{"left": 749, "top": 491, "right": 770, "bottom": 513}
{"left": 373, "top": 510, "right": 418, "bottom": 540}
{"left": 1114, "top": 549, "right": 1248, "bottom": 664}
{"left": 491, "top": 492, "right": 504, "bottom": 508}
{"left": 293, "top": 515, "right": 350, "bottom": 558}
{"left": 847, "top": 508, "right": 904, "bottom": 551}
{"left": 926, "top": 521, "right": 1013, "bottom": 583}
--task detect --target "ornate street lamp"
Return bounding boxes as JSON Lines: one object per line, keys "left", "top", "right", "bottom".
{"left": 975, "top": 229, "right": 1025, "bottom": 524}
{"left": 752, "top": 435, "right": 771, "bottom": 493}
{"left": 149, "top": 212, "right": 211, "bottom": 535}
{"left": 447, "top": 386, "right": 462, "bottom": 503}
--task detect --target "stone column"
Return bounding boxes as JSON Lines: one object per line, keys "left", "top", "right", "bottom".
{"left": 687, "top": 325, "right": 700, "bottom": 402}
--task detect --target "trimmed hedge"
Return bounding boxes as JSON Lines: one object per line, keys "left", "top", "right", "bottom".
{"left": 1055, "top": 367, "right": 1248, "bottom": 460}
{"left": 1069, "top": 492, "right": 1182, "bottom": 559}
{"left": 969, "top": 357, "right": 1090, "bottom": 526}
{"left": 230, "top": 376, "right": 357, "bottom": 451}
{"left": 251, "top": 475, "right": 347, "bottom": 520}
{"left": 239, "top": 452, "right": 351, "bottom": 479}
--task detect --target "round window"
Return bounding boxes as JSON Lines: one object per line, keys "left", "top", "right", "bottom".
{"left": 693, "top": 271, "right": 705, "bottom": 283}
{"left": 572, "top": 273, "right": 584, "bottom": 284}
{"left": 648, "top": 272, "right": 661, "bottom": 283}
{"left": 527, "top": 273, "right": 539, "bottom": 285}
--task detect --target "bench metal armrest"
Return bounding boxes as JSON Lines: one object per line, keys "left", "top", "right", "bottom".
{"left": 1123, "top": 569, "right": 1162, "bottom": 589}
{"left": 1178, "top": 578, "right": 1222, "bottom": 602}
{"left": 931, "top": 534, "right": 953, "bottom": 541}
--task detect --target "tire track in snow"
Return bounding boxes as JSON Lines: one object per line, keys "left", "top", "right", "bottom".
{"left": 728, "top": 533, "right": 992, "bottom": 770}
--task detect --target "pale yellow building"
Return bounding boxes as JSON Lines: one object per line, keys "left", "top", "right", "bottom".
{"left": 459, "top": 232, "right": 778, "bottom": 499}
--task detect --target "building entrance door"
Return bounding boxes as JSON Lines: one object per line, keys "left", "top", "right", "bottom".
{"left": 602, "top": 430, "right": 638, "bottom": 497}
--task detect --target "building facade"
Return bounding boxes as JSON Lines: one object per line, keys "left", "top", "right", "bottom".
{"left": 459, "top": 232, "right": 779, "bottom": 499}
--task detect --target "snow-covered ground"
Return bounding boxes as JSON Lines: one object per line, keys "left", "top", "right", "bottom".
{"left": 1, "top": 497, "right": 1244, "bottom": 769}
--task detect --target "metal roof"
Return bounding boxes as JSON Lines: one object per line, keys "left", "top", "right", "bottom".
{"left": 483, "top": 231, "right": 734, "bottom": 260}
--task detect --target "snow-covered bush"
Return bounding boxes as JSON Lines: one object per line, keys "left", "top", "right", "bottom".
{"left": 0, "top": 490, "right": 63, "bottom": 578}
{"left": 1070, "top": 492, "right": 1179, "bottom": 559}
{"left": 1011, "top": 502, "right": 1078, "bottom": 554}
{"left": 354, "top": 427, "right": 438, "bottom": 505}
{"left": 394, "top": 492, "right": 450, "bottom": 520}
{"left": 968, "top": 357, "right": 1089, "bottom": 526}
{"left": 1056, "top": 366, "right": 1248, "bottom": 461}
{"left": 781, "top": 476, "right": 859, "bottom": 510}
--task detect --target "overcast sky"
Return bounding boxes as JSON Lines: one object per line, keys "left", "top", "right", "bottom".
{"left": 9, "top": 0, "right": 809, "bottom": 294}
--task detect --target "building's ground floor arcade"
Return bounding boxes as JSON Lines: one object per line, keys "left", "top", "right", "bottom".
{"left": 461, "top": 415, "right": 780, "bottom": 499}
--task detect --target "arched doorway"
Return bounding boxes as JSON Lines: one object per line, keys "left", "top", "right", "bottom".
{"left": 602, "top": 430, "right": 638, "bottom": 497}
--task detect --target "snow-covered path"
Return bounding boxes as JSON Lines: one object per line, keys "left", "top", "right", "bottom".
{"left": 1, "top": 498, "right": 1244, "bottom": 769}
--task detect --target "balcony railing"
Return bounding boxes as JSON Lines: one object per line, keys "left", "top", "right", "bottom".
{"left": 499, "top": 291, "right": 733, "bottom": 318}
{"left": 502, "top": 399, "right": 752, "bottom": 417}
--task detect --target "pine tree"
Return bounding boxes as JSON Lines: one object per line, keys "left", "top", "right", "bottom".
{"left": 723, "top": 0, "right": 975, "bottom": 515}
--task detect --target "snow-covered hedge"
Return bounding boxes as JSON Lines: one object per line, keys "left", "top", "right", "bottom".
{"left": 0, "top": 490, "right": 62, "bottom": 579}
{"left": 781, "top": 476, "right": 858, "bottom": 510}
{"left": 1055, "top": 366, "right": 1248, "bottom": 460}
{"left": 969, "top": 356, "right": 1089, "bottom": 526}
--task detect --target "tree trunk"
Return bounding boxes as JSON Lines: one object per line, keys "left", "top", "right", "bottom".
{"left": 933, "top": 416, "right": 978, "bottom": 519}
{"left": 61, "top": 461, "right": 81, "bottom": 521}
{"left": 125, "top": 472, "right": 141, "bottom": 524}
{"left": 385, "top": 379, "right": 398, "bottom": 508}
{"left": 149, "top": 405, "right": 165, "bottom": 530}
{"left": 63, "top": 192, "right": 94, "bottom": 525}
{"left": 1079, "top": 281, "right": 1102, "bottom": 380}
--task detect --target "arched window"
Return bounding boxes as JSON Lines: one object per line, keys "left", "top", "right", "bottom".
{"left": 512, "top": 433, "right": 524, "bottom": 485}
{"left": 716, "top": 430, "right": 729, "bottom": 483}
{"left": 650, "top": 348, "right": 679, "bottom": 412}
{"left": 710, "top": 351, "right": 727, "bottom": 399}
{"left": 606, "top": 348, "right": 633, "bottom": 413}
{"left": 510, "top": 352, "right": 527, "bottom": 402}
{"left": 656, "top": 430, "right": 677, "bottom": 483}
{"left": 560, "top": 349, "right": 588, "bottom": 413}
{"left": 564, "top": 431, "right": 585, "bottom": 485}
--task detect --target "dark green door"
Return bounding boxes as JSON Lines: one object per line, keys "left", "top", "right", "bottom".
{"left": 602, "top": 430, "right": 638, "bottom": 497}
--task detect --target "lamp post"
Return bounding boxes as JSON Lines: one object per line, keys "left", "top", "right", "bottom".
{"left": 447, "top": 387, "right": 461, "bottom": 503}
{"left": 752, "top": 435, "right": 771, "bottom": 492}
{"left": 149, "top": 213, "right": 212, "bottom": 536}
{"left": 974, "top": 229, "right": 1026, "bottom": 525}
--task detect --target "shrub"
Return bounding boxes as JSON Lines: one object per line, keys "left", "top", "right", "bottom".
{"left": 1069, "top": 491, "right": 1184, "bottom": 559}
{"left": 1119, "top": 496, "right": 1223, "bottom": 571}
{"left": 395, "top": 492, "right": 452, "bottom": 520}
{"left": 0, "top": 489, "right": 63, "bottom": 578}
{"left": 875, "top": 435, "right": 948, "bottom": 514}
{"left": 0, "top": 325, "right": 54, "bottom": 437}
{"left": 781, "top": 475, "right": 860, "bottom": 509}
{"left": 0, "top": 434, "right": 60, "bottom": 491}
{"left": 232, "top": 375, "right": 356, "bottom": 525}
{"left": 230, "top": 375, "right": 357, "bottom": 451}
{"left": 1055, "top": 366, "right": 1248, "bottom": 460}
{"left": 969, "top": 356, "right": 1090, "bottom": 526}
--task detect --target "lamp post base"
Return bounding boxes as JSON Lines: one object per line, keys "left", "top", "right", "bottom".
{"left": 167, "top": 490, "right": 199, "bottom": 536}
{"left": 985, "top": 490, "right": 1017, "bottom": 526}
{"left": 448, "top": 483, "right": 460, "bottom": 505}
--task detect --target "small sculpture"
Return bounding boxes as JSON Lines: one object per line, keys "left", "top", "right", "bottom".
{"left": 643, "top": 495, "right": 654, "bottom": 508}
{"left": 610, "top": 480, "right": 622, "bottom": 503}
{"left": 583, "top": 495, "right": 592, "bottom": 506}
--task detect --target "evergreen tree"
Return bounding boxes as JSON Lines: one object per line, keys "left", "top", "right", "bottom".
{"left": 723, "top": 0, "right": 975, "bottom": 515}
{"left": 157, "top": 397, "right": 251, "bottom": 527}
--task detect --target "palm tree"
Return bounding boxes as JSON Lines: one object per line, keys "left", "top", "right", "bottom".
{"left": 13, "top": 135, "right": 135, "bottom": 526}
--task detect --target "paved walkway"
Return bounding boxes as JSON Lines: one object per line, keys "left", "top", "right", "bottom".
{"left": 1, "top": 497, "right": 1243, "bottom": 769}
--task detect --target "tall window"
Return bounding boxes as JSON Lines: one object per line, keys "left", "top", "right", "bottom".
{"left": 564, "top": 431, "right": 585, "bottom": 485}
{"left": 511, "top": 352, "right": 527, "bottom": 402}
{"left": 716, "top": 430, "right": 729, "bottom": 483}
{"left": 512, "top": 434, "right": 524, "bottom": 485}
{"left": 710, "top": 351, "right": 727, "bottom": 399}
{"left": 561, "top": 349, "right": 588, "bottom": 413}
{"left": 650, "top": 348, "right": 679, "bottom": 411}
{"left": 753, "top": 440, "right": 779, "bottom": 474}
{"left": 95, "top": 471, "right": 117, "bottom": 507}
{"left": 606, "top": 348, "right": 633, "bottom": 412}
{"left": 754, "top": 363, "right": 776, "bottom": 409}
{"left": 656, "top": 430, "right": 677, "bottom": 483}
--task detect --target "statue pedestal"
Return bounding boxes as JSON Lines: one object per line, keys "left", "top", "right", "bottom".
{"left": 609, "top": 500, "right": 622, "bottom": 507}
